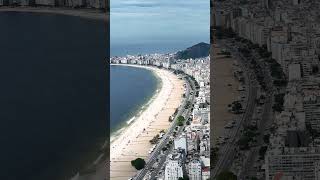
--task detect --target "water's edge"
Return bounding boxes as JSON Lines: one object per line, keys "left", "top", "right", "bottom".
{"left": 110, "top": 64, "right": 162, "bottom": 143}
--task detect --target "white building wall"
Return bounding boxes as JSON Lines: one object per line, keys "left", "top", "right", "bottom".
{"left": 20, "top": 0, "right": 28, "bottom": 5}
{"left": 265, "top": 149, "right": 320, "bottom": 180}
{"left": 174, "top": 136, "right": 187, "bottom": 154}
{"left": 292, "top": 0, "right": 300, "bottom": 5}
{"left": 189, "top": 160, "right": 202, "bottom": 180}
{"left": 35, "top": 0, "right": 54, "bottom": 6}
{"left": 165, "top": 160, "right": 183, "bottom": 180}
{"left": 288, "top": 64, "right": 301, "bottom": 81}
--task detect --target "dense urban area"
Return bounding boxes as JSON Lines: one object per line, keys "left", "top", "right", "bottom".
{"left": 213, "top": 0, "right": 320, "bottom": 179}
{"left": 110, "top": 52, "right": 210, "bottom": 180}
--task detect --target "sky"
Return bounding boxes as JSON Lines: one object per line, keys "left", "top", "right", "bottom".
{"left": 110, "top": 0, "right": 209, "bottom": 56}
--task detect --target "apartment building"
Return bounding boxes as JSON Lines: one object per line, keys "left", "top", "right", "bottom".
{"left": 188, "top": 159, "right": 202, "bottom": 180}
{"left": 165, "top": 154, "right": 184, "bottom": 180}
{"left": 265, "top": 147, "right": 320, "bottom": 180}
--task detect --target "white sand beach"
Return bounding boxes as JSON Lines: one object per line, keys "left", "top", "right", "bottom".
{"left": 0, "top": 7, "right": 108, "bottom": 21}
{"left": 212, "top": 45, "right": 240, "bottom": 143}
{"left": 110, "top": 64, "right": 184, "bottom": 180}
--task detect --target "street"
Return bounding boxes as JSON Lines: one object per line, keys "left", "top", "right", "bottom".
{"left": 134, "top": 73, "right": 196, "bottom": 180}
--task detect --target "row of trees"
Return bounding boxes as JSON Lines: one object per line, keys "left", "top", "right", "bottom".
{"left": 231, "top": 101, "right": 243, "bottom": 114}
{"left": 215, "top": 26, "right": 276, "bottom": 180}
{"left": 215, "top": 27, "right": 237, "bottom": 39}
{"left": 131, "top": 117, "right": 187, "bottom": 171}
{"left": 216, "top": 171, "right": 237, "bottom": 180}
{"left": 216, "top": 170, "right": 259, "bottom": 180}
{"left": 149, "top": 134, "right": 160, "bottom": 144}
{"left": 238, "top": 125, "right": 259, "bottom": 150}
{"left": 233, "top": 31, "right": 287, "bottom": 113}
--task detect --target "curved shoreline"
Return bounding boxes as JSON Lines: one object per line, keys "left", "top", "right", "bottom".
{"left": 110, "top": 64, "right": 184, "bottom": 180}
{"left": 0, "top": 7, "right": 108, "bottom": 21}
{"left": 110, "top": 64, "right": 162, "bottom": 143}
{"left": 72, "top": 64, "right": 165, "bottom": 180}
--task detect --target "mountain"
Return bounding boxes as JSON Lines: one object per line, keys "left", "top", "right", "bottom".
{"left": 175, "top": 42, "right": 210, "bottom": 60}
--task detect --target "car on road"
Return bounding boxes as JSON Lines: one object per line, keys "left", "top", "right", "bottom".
{"left": 152, "top": 163, "right": 158, "bottom": 169}
{"left": 238, "top": 86, "right": 245, "bottom": 91}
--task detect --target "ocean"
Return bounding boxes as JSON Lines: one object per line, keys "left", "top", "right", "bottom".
{"left": 110, "top": 0, "right": 209, "bottom": 56}
{"left": 0, "top": 12, "right": 108, "bottom": 180}
{"left": 110, "top": 65, "right": 159, "bottom": 136}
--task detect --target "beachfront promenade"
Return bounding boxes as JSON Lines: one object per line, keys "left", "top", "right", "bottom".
{"left": 110, "top": 65, "right": 184, "bottom": 180}
{"left": 212, "top": 45, "right": 240, "bottom": 142}
{"left": 212, "top": 42, "right": 258, "bottom": 176}
{"left": 137, "top": 73, "right": 196, "bottom": 180}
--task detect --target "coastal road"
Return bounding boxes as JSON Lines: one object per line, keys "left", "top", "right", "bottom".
{"left": 237, "top": 42, "right": 275, "bottom": 179}
{"left": 133, "top": 73, "right": 194, "bottom": 180}
{"left": 239, "top": 94, "right": 273, "bottom": 179}
{"left": 212, "top": 41, "right": 258, "bottom": 178}
{"left": 148, "top": 75, "right": 197, "bottom": 179}
{"left": 221, "top": 38, "right": 276, "bottom": 179}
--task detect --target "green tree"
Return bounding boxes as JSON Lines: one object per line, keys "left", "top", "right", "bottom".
{"left": 232, "top": 101, "right": 242, "bottom": 114}
{"left": 238, "top": 136, "right": 251, "bottom": 150}
{"left": 149, "top": 134, "right": 160, "bottom": 144}
{"left": 263, "top": 134, "right": 270, "bottom": 144}
{"left": 178, "top": 176, "right": 189, "bottom": 180}
{"left": 216, "top": 171, "right": 237, "bottom": 180}
{"left": 177, "top": 116, "right": 185, "bottom": 126}
{"left": 131, "top": 158, "right": 146, "bottom": 170}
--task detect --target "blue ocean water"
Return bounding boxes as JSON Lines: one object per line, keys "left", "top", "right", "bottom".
{"left": 110, "top": 0, "right": 210, "bottom": 56}
{"left": 110, "top": 65, "right": 159, "bottom": 133}
{"left": 0, "top": 12, "right": 107, "bottom": 180}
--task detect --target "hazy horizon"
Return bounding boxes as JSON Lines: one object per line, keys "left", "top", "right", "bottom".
{"left": 110, "top": 0, "right": 209, "bottom": 56}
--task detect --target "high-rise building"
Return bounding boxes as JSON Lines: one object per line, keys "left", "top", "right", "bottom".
{"left": 292, "top": 0, "right": 301, "bottom": 5}
{"left": 35, "top": 0, "right": 54, "bottom": 6}
{"left": 174, "top": 134, "right": 188, "bottom": 154}
{"left": 188, "top": 159, "right": 202, "bottom": 180}
{"left": 264, "top": 0, "right": 269, "bottom": 9}
{"left": 288, "top": 63, "right": 302, "bottom": 81}
{"left": 165, "top": 154, "right": 184, "bottom": 180}
{"left": 20, "top": 0, "right": 28, "bottom": 5}
{"left": 303, "top": 95, "right": 320, "bottom": 132}
{"left": 265, "top": 147, "right": 320, "bottom": 180}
